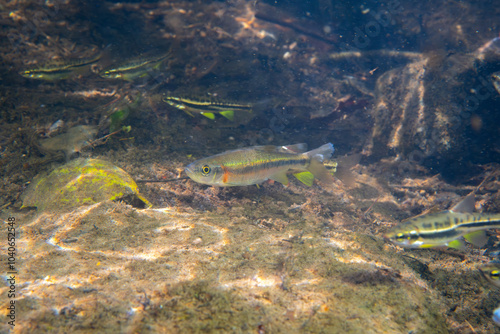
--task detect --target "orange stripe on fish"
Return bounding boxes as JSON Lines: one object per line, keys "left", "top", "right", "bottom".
{"left": 221, "top": 165, "right": 230, "bottom": 183}
{"left": 184, "top": 143, "right": 335, "bottom": 187}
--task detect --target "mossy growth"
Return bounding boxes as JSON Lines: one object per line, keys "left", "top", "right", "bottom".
{"left": 21, "top": 158, "right": 151, "bottom": 212}
{"left": 143, "top": 280, "right": 262, "bottom": 333}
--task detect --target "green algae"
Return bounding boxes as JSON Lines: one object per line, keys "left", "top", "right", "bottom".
{"left": 21, "top": 158, "right": 151, "bottom": 212}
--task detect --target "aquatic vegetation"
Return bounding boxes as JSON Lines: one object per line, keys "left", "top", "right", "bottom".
{"left": 108, "top": 95, "right": 142, "bottom": 132}
{"left": 21, "top": 158, "right": 151, "bottom": 212}
{"left": 185, "top": 143, "right": 334, "bottom": 186}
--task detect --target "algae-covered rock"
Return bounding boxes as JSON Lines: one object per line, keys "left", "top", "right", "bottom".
{"left": 22, "top": 158, "right": 151, "bottom": 211}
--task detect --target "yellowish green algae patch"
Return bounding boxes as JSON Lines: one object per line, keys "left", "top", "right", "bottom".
{"left": 21, "top": 158, "right": 151, "bottom": 211}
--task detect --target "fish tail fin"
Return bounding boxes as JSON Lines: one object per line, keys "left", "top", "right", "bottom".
{"left": 306, "top": 157, "right": 334, "bottom": 184}
{"left": 334, "top": 153, "right": 361, "bottom": 187}
{"left": 301, "top": 143, "right": 335, "bottom": 184}
{"left": 305, "top": 143, "right": 334, "bottom": 162}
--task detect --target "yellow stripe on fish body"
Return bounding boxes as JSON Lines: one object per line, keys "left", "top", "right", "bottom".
{"left": 20, "top": 52, "right": 102, "bottom": 80}
{"left": 324, "top": 160, "right": 338, "bottom": 175}
{"left": 185, "top": 143, "right": 334, "bottom": 187}
{"left": 100, "top": 52, "right": 171, "bottom": 81}
{"left": 385, "top": 208, "right": 500, "bottom": 249}
{"left": 163, "top": 96, "right": 252, "bottom": 121}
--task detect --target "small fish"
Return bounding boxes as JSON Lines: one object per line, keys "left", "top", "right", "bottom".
{"left": 384, "top": 193, "right": 500, "bottom": 249}
{"left": 324, "top": 160, "right": 338, "bottom": 175}
{"left": 479, "top": 261, "right": 500, "bottom": 288}
{"left": 163, "top": 96, "right": 252, "bottom": 121}
{"left": 20, "top": 53, "right": 101, "bottom": 80}
{"left": 185, "top": 143, "right": 334, "bottom": 187}
{"left": 45, "top": 119, "right": 64, "bottom": 137}
{"left": 478, "top": 261, "right": 500, "bottom": 327}
{"left": 100, "top": 52, "right": 171, "bottom": 81}
{"left": 39, "top": 125, "right": 97, "bottom": 159}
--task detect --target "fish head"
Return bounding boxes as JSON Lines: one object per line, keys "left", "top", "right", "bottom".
{"left": 479, "top": 262, "right": 500, "bottom": 288}
{"left": 185, "top": 160, "right": 225, "bottom": 186}
{"left": 20, "top": 70, "right": 43, "bottom": 79}
{"left": 384, "top": 222, "right": 425, "bottom": 248}
{"left": 163, "top": 97, "right": 186, "bottom": 110}
{"left": 100, "top": 70, "right": 122, "bottom": 79}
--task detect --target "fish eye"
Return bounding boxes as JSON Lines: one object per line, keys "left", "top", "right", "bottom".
{"left": 395, "top": 233, "right": 405, "bottom": 241}
{"left": 201, "top": 165, "right": 211, "bottom": 176}
{"left": 491, "top": 270, "right": 500, "bottom": 279}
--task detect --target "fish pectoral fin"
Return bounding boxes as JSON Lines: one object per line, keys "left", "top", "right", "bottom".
{"left": 200, "top": 112, "right": 215, "bottom": 120}
{"left": 307, "top": 158, "right": 334, "bottom": 184}
{"left": 219, "top": 110, "right": 234, "bottom": 121}
{"left": 269, "top": 172, "right": 289, "bottom": 186}
{"left": 293, "top": 171, "right": 314, "bottom": 186}
{"left": 183, "top": 110, "right": 195, "bottom": 117}
{"left": 464, "top": 230, "right": 488, "bottom": 248}
{"left": 153, "top": 61, "right": 163, "bottom": 70}
{"left": 447, "top": 239, "right": 466, "bottom": 250}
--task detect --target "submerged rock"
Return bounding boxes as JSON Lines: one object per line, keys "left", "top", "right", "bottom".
{"left": 21, "top": 158, "right": 151, "bottom": 212}
{"left": 366, "top": 45, "right": 500, "bottom": 180}
{"left": 4, "top": 201, "right": 449, "bottom": 333}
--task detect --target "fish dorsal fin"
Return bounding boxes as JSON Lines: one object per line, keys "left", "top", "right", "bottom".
{"left": 279, "top": 144, "right": 308, "bottom": 154}
{"left": 252, "top": 144, "right": 306, "bottom": 154}
{"left": 252, "top": 145, "right": 283, "bottom": 153}
{"left": 451, "top": 193, "right": 475, "bottom": 213}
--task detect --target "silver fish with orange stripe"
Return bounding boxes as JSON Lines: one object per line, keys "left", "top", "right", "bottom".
{"left": 185, "top": 143, "right": 334, "bottom": 187}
